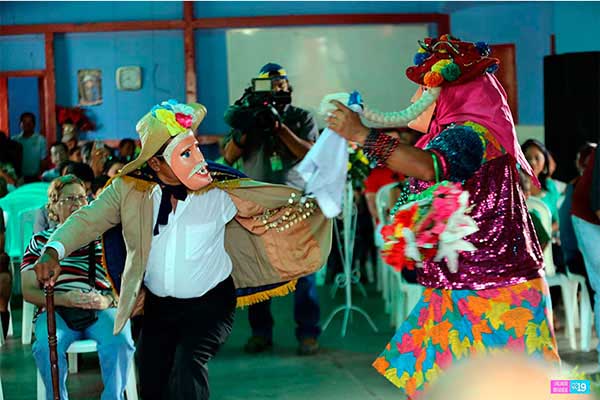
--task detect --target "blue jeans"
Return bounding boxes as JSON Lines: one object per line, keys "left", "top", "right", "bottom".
{"left": 33, "top": 308, "right": 135, "bottom": 400}
{"left": 249, "top": 274, "right": 321, "bottom": 341}
{"left": 572, "top": 215, "right": 600, "bottom": 362}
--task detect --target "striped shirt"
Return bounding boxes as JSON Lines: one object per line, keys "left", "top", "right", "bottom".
{"left": 21, "top": 227, "right": 113, "bottom": 294}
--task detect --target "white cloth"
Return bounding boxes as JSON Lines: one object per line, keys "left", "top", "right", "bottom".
{"left": 47, "top": 187, "right": 237, "bottom": 299}
{"left": 292, "top": 98, "right": 364, "bottom": 218}
{"left": 291, "top": 128, "right": 348, "bottom": 218}
{"left": 144, "top": 187, "right": 237, "bottom": 298}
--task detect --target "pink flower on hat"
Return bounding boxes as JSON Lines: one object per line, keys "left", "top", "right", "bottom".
{"left": 175, "top": 113, "right": 193, "bottom": 129}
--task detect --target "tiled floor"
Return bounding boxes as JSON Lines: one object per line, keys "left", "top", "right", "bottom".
{"left": 1, "top": 284, "right": 599, "bottom": 399}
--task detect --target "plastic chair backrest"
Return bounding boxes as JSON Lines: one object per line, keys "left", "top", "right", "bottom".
{"left": 375, "top": 182, "right": 399, "bottom": 225}
{"left": 526, "top": 196, "right": 556, "bottom": 276}
{"left": 0, "top": 186, "right": 47, "bottom": 258}
{"left": 3, "top": 208, "right": 40, "bottom": 259}
{"left": 19, "top": 208, "right": 39, "bottom": 254}
{"left": 11, "top": 182, "right": 50, "bottom": 195}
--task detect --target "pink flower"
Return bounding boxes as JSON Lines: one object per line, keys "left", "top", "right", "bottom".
{"left": 175, "top": 113, "right": 193, "bottom": 129}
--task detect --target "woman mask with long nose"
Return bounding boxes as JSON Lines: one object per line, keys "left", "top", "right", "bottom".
{"left": 162, "top": 132, "right": 212, "bottom": 190}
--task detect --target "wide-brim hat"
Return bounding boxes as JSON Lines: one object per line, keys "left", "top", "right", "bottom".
{"left": 119, "top": 100, "right": 207, "bottom": 177}
{"left": 406, "top": 35, "right": 499, "bottom": 88}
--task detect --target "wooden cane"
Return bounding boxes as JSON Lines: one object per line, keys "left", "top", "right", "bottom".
{"left": 44, "top": 285, "right": 60, "bottom": 400}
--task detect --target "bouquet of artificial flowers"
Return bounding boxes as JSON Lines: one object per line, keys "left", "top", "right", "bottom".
{"left": 381, "top": 181, "right": 478, "bottom": 273}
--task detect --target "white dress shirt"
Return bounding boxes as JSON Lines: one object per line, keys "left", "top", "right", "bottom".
{"left": 47, "top": 187, "right": 237, "bottom": 299}
{"left": 144, "top": 187, "right": 237, "bottom": 298}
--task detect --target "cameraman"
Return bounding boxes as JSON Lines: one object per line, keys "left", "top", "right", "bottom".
{"left": 223, "top": 63, "right": 321, "bottom": 355}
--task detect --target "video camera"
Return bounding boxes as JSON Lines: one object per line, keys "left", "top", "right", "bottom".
{"left": 224, "top": 78, "right": 292, "bottom": 135}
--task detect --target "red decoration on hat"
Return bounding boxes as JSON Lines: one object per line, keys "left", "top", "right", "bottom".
{"left": 406, "top": 35, "right": 499, "bottom": 88}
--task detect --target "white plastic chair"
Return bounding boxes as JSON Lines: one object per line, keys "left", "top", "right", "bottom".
{"left": 374, "top": 182, "right": 424, "bottom": 327}
{"left": 566, "top": 268, "right": 594, "bottom": 351}
{"left": 21, "top": 300, "right": 35, "bottom": 345}
{"left": 36, "top": 339, "right": 138, "bottom": 400}
{"left": 15, "top": 208, "right": 43, "bottom": 345}
{"left": 527, "top": 196, "right": 579, "bottom": 350}
{"left": 390, "top": 271, "right": 424, "bottom": 329}
{"left": 375, "top": 183, "right": 399, "bottom": 312}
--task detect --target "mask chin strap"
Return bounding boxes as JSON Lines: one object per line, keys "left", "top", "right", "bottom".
{"left": 361, "top": 87, "right": 441, "bottom": 127}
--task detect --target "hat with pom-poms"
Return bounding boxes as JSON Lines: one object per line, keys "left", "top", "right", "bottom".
{"left": 406, "top": 35, "right": 499, "bottom": 88}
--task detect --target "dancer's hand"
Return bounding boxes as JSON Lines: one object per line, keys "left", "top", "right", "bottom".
{"left": 33, "top": 248, "right": 61, "bottom": 288}
{"left": 326, "top": 100, "right": 370, "bottom": 144}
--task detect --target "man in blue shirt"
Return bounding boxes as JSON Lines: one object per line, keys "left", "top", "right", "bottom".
{"left": 14, "top": 112, "right": 47, "bottom": 182}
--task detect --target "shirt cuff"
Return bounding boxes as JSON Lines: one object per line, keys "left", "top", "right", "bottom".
{"left": 44, "top": 241, "right": 66, "bottom": 260}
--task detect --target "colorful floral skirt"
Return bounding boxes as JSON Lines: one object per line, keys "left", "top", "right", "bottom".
{"left": 372, "top": 278, "right": 560, "bottom": 399}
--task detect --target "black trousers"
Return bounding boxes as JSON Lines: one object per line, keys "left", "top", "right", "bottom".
{"left": 138, "top": 276, "right": 236, "bottom": 400}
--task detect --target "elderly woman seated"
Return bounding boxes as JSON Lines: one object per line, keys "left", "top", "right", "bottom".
{"left": 20, "top": 175, "right": 134, "bottom": 400}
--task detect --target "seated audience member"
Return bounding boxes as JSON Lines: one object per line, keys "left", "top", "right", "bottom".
{"left": 21, "top": 175, "right": 134, "bottom": 400}
{"left": 58, "top": 160, "right": 74, "bottom": 177}
{"left": 0, "top": 161, "right": 17, "bottom": 197}
{"left": 14, "top": 112, "right": 48, "bottom": 182}
{"left": 33, "top": 162, "right": 95, "bottom": 233}
{"left": 63, "top": 162, "right": 95, "bottom": 199}
{"left": 547, "top": 151, "right": 567, "bottom": 195}
{"left": 0, "top": 130, "right": 24, "bottom": 178}
{"left": 92, "top": 175, "right": 110, "bottom": 199}
{"left": 103, "top": 158, "right": 125, "bottom": 178}
{"left": 0, "top": 211, "right": 10, "bottom": 339}
{"left": 519, "top": 170, "right": 551, "bottom": 250}
{"left": 522, "top": 139, "right": 565, "bottom": 275}
{"left": 42, "top": 142, "right": 69, "bottom": 182}
{"left": 69, "top": 146, "right": 83, "bottom": 163}
{"left": 522, "top": 139, "right": 561, "bottom": 229}
{"left": 118, "top": 138, "right": 137, "bottom": 163}
{"left": 81, "top": 142, "right": 94, "bottom": 165}
{"left": 61, "top": 132, "right": 78, "bottom": 152}
{"left": 0, "top": 131, "right": 22, "bottom": 190}
{"left": 90, "top": 143, "right": 113, "bottom": 178}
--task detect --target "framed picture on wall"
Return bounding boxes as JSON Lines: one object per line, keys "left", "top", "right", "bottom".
{"left": 78, "top": 69, "right": 102, "bottom": 106}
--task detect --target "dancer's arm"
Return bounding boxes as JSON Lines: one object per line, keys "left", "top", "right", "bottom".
{"left": 326, "top": 100, "right": 435, "bottom": 181}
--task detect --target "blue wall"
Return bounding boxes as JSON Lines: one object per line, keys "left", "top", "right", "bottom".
{"left": 553, "top": 2, "right": 600, "bottom": 53}
{"left": 0, "top": 1, "right": 182, "bottom": 24}
{"left": 54, "top": 31, "right": 184, "bottom": 140}
{"left": 1, "top": 1, "right": 600, "bottom": 138}
{"left": 451, "top": 2, "right": 554, "bottom": 125}
{"left": 194, "top": 1, "right": 444, "bottom": 18}
{"left": 7, "top": 77, "right": 39, "bottom": 137}
{"left": 0, "top": 35, "right": 45, "bottom": 71}
{"left": 195, "top": 29, "right": 229, "bottom": 135}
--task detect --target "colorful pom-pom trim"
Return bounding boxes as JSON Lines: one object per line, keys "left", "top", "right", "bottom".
{"left": 423, "top": 71, "right": 444, "bottom": 87}
{"left": 441, "top": 62, "right": 461, "bottom": 81}
{"left": 414, "top": 52, "right": 430, "bottom": 66}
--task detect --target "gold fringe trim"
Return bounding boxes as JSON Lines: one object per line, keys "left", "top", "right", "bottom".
{"left": 236, "top": 280, "right": 297, "bottom": 308}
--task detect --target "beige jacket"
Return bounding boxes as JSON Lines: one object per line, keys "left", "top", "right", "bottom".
{"left": 49, "top": 176, "right": 332, "bottom": 333}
